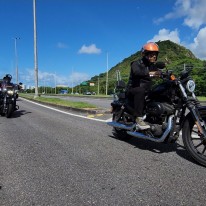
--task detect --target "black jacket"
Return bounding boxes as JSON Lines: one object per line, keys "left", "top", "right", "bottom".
{"left": 127, "top": 57, "right": 158, "bottom": 90}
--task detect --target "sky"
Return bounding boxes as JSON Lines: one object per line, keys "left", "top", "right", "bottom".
{"left": 1, "top": 0, "right": 206, "bottom": 88}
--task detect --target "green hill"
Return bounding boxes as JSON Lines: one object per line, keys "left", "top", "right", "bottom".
{"left": 78, "top": 40, "right": 206, "bottom": 96}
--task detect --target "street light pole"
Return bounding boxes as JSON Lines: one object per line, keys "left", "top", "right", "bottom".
{"left": 14, "top": 37, "right": 20, "bottom": 84}
{"left": 105, "top": 52, "right": 109, "bottom": 95}
{"left": 71, "top": 67, "right": 74, "bottom": 94}
{"left": 33, "top": 0, "right": 39, "bottom": 97}
{"left": 98, "top": 76, "right": 99, "bottom": 95}
{"left": 54, "top": 73, "right": 57, "bottom": 94}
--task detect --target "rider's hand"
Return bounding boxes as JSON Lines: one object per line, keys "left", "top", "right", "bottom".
{"left": 149, "top": 71, "right": 161, "bottom": 77}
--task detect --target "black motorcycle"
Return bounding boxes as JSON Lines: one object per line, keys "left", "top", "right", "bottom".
{"left": 107, "top": 67, "right": 206, "bottom": 166}
{"left": 0, "top": 80, "right": 18, "bottom": 118}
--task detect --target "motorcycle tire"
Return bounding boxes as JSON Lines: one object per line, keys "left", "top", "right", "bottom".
{"left": 6, "top": 103, "right": 13, "bottom": 118}
{"left": 112, "top": 113, "right": 132, "bottom": 141}
{"left": 182, "top": 115, "right": 206, "bottom": 167}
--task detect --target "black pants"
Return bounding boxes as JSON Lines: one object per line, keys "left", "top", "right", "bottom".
{"left": 127, "top": 87, "right": 146, "bottom": 117}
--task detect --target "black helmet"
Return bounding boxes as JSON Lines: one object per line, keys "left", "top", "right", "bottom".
{"left": 3, "top": 74, "right": 12, "bottom": 83}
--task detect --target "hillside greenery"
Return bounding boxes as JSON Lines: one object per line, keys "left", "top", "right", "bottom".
{"left": 74, "top": 40, "right": 206, "bottom": 96}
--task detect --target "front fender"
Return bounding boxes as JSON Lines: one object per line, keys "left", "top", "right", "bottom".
{"left": 185, "top": 105, "right": 206, "bottom": 118}
{"left": 198, "top": 106, "right": 206, "bottom": 117}
{"left": 181, "top": 105, "right": 206, "bottom": 129}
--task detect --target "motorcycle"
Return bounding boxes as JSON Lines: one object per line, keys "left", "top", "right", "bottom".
{"left": 0, "top": 80, "right": 19, "bottom": 118}
{"left": 107, "top": 66, "right": 206, "bottom": 166}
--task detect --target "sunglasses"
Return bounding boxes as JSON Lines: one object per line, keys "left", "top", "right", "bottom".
{"left": 146, "top": 52, "right": 158, "bottom": 57}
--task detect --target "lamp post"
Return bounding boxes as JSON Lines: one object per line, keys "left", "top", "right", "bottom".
{"left": 71, "top": 67, "right": 74, "bottom": 94}
{"left": 54, "top": 73, "right": 57, "bottom": 94}
{"left": 33, "top": 0, "right": 39, "bottom": 97}
{"left": 105, "top": 52, "right": 109, "bottom": 95}
{"left": 13, "top": 37, "right": 20, "bottom": 84}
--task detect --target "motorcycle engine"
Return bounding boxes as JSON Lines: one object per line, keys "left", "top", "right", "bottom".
{"left": 146, "top": 102, "right": 174, "bottom": 118}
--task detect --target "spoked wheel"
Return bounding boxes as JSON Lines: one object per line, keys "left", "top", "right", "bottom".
{"left": 182, "top": 116, "right": 206, "bottom": 167}
{"left": 112, "top": 113, "right": 133, "bottom": 141}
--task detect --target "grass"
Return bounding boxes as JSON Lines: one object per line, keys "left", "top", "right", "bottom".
{"left": 19, "top": 93, "right": 97, "bottom": 109}
{"left": 197, "top": 96, "right": 206, "bottom": 101}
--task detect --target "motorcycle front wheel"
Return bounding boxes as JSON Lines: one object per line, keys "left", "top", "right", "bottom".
{"left": 182, "top": 115, "right": 206, "bottom": 167}
{"left": 6, "top": 103, "right": 13, "bottom": 118}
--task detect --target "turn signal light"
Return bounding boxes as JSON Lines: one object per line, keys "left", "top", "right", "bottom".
{"left": 170, "top": 74, "right": 176, "bottom": 80}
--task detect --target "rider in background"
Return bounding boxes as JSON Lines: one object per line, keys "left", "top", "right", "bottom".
{"left": 0, "top": 74, "right": 18, "bottom": 109}
{"left": 2, "top": 74, "right": 13, "bottom": 85}
{"left": 126, "top": 42, "right": 161, "bottom": 130}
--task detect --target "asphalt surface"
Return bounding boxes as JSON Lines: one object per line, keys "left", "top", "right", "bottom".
{"left": 0, "top": 98, "right": 206, "bottom": 205}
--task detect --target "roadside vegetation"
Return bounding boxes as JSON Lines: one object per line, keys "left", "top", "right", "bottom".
{"left": 197, "top": 96, "right": 206, "bottom": 101}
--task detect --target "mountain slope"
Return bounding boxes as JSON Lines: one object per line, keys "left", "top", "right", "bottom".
{"left": 81, "top": 40, "right": 206, "bottom": 96}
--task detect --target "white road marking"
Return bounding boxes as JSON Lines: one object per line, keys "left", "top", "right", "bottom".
{"left": 21, "top": 98, "right": 112, "bottom": 123}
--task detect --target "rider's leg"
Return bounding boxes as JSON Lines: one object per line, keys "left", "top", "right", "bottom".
{"left": 129, "top": 87, "right": 150, "bottom": 130}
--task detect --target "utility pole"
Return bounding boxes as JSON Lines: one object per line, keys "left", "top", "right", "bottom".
{"left": 33, "top": 0, "right": 39, "bottom": 97}
{"left": 106, "top": 52, "right": 109, "bottom": 95}
{"left": 71, "top": 68, "right": 74, "bottom": 94}
{"left": 13, "top": 37, "right": 20, "bottom": 84}
{"left": 54, "top": 73, "right": 57, "bottom": 94}
{"left": 98, "top": 76, "right": 99, "bottom": 95}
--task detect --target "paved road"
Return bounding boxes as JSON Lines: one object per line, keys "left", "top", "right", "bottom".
{"left": 0, "top": 98, "right": 206, "bottom": 205}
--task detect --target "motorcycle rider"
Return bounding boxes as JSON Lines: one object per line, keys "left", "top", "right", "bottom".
{"left": 1, "top": 74, "right": 17, "bottom": 110}
{"left": 126, "top": 42, "right": 161, "bottom": 130}
{"left": 2, "top": 74, "right": 12, "bottom": 85}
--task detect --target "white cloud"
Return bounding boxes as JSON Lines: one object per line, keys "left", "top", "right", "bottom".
{"left": 148, "top": 28, "right": 180, "bottom": 44}
{"left": 153, "top": 0, "right": 206, "bottom": 60}
{"left": 155, "top": 0, "right": 206, "bottom": 29}
{"left": 188, "top": 27, "right": 206, "bottom": 59}
{"left": 56, "top": 42, "right": 68, "bottom": 49}
{"left": 68, "top": 72, "right": 89, "bottom": 85}
{"left": 148, "top": 27, "right": 206, "bottom": 60}
{"left": 20, "top": 69, "right": 90, "bottom": 87}
{"left": 78, "top": 44, "right": 101, "bottom": 54}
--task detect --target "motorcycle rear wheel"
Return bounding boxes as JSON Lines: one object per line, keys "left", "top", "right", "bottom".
{"left": 182, "top": 115, "right": 206, "bottom": 167}
{"left": 6, "top": 103, "right": 13, "bottom": 118}
{"left": 112, "top": 113, "right": 132, "bottom": 141}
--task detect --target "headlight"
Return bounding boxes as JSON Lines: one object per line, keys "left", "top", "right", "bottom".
{"left": 7, "top": 90, "right": 14, "bottom": 95}
{"left": 186, "top": 80, "right": 195, "bottom": 93}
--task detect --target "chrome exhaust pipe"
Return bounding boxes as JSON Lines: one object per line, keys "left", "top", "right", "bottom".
{"left": 107, "top": 121, "right": 135, "bottom": 131}
{"left": 127, "top": 115, "right": 174, "bottom": 142}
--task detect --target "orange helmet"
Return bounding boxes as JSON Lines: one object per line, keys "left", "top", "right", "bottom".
{"left": 141, "top": 42, "right": 159, "bottom": 55}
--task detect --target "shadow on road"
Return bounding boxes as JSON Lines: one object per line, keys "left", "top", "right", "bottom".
{"left": 109, "top": 132, "right": 203, "bottom": 167}
{"left": 10, "top": 109, "right": 32, "bottom": 118}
